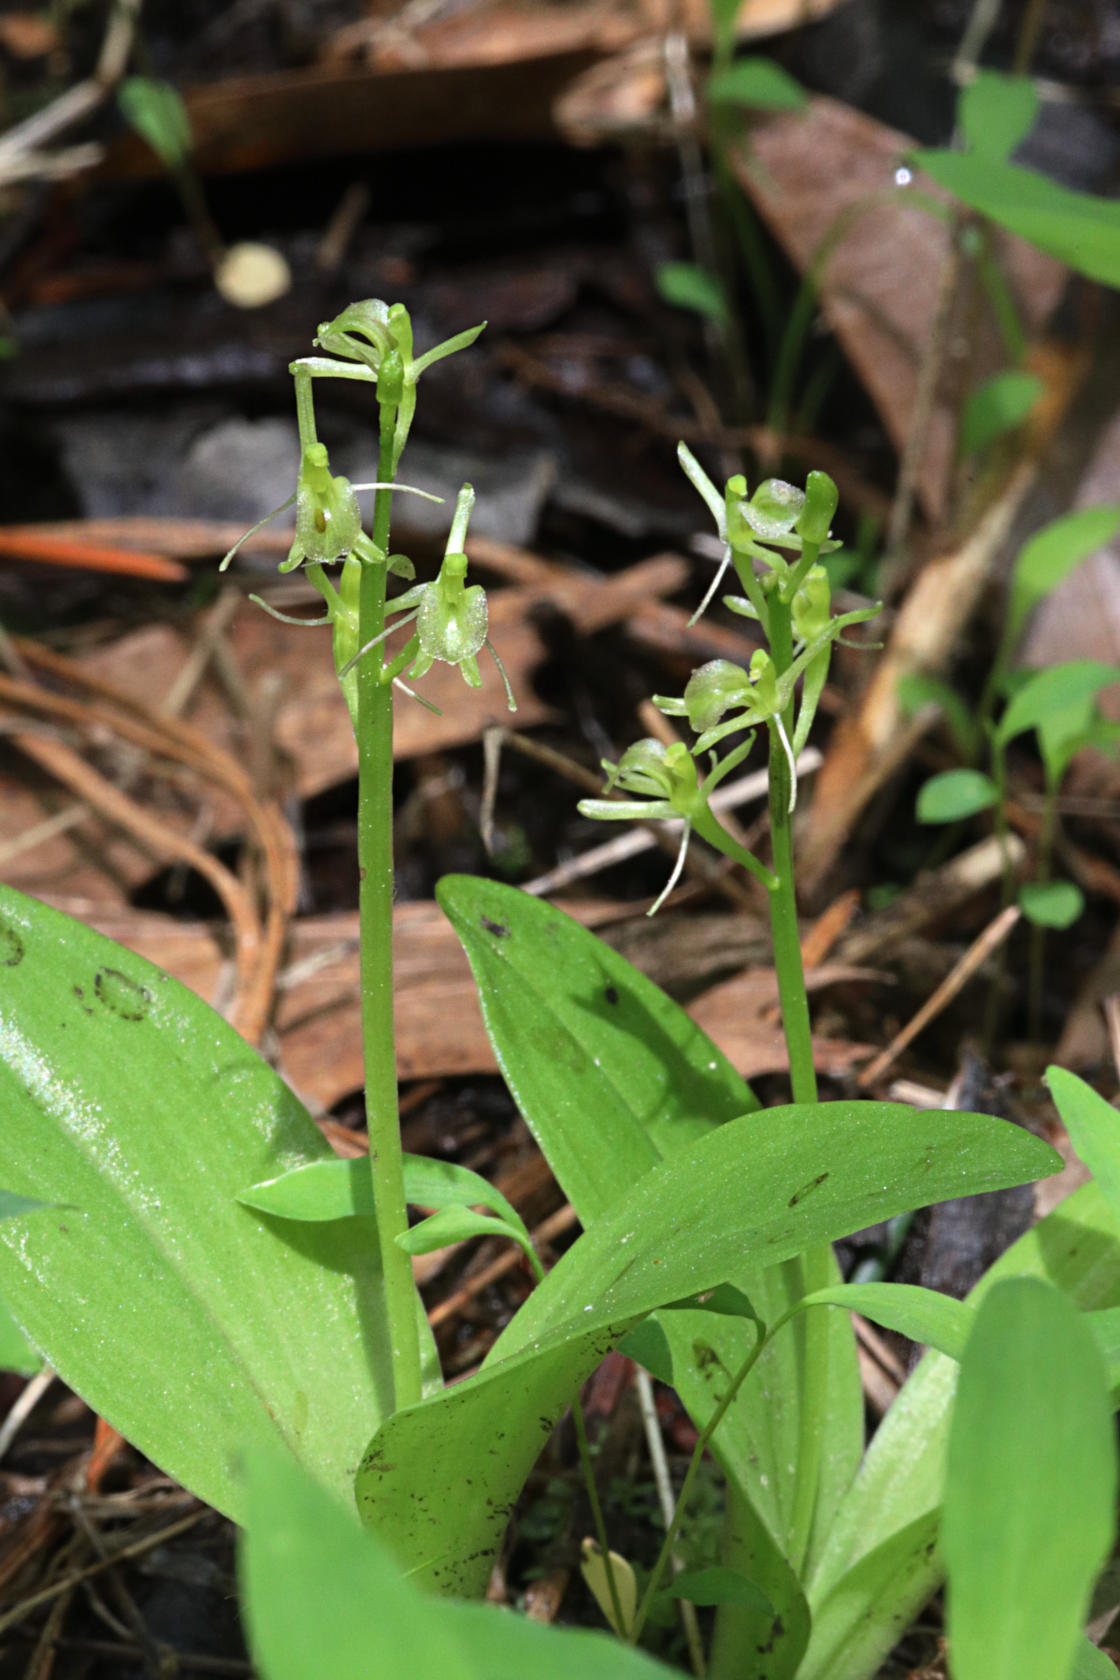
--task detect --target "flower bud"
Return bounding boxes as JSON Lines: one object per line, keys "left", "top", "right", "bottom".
{"left": 797, "top": 471, "right": 839, "bottom": 545}
{"left": 683, "top": 659, "right": 753, "bottom": 732}
{"left": 792, "top": 566, "right": 832, "bottom": 643}
{"left": 746, "top": 479, "right": 805, "bottom": 541}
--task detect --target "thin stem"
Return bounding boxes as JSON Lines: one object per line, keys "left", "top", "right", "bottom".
{"left": 629, "top": 1326, "right": 769, "bottom": 1645}
{"left": 572, "top": 1397, "right": 627, "bottom": 1636}
{"left": 1027, "top": 772, "right": 1058, "bottom": 1042}
{"left": 1013, "top": 0, "right": 1048, "bottom": 72}
{"left": 357, "top": 396, "right": 422, "bottom": 1413}
{"left": 765, "top": 594, "right": 830, "bottom": 1575}
{"left": 635, "top": 1367, "right": 706, "bottom": 1676}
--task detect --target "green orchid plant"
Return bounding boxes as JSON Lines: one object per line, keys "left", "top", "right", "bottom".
{"left": 0, "top": 301, "right": 1116, "bottom": 1680}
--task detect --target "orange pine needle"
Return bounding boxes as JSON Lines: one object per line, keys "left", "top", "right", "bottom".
{"left": 0, "top": 526, "right": 187, "bottom": 581}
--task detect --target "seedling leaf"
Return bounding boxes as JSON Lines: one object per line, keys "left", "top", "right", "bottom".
{"left": 1019, "top": 880, "right": 1084, "bottom": 929}
{"left": 656, "top": 262, "right": 728, "bottom": 323}
{"left": 707, "top": 58, "right": 807, "bottom": 111}
{"left": 958, "top": 71, "right": 1039, "bottom": 163}
{"left": 916, "top": 768, "right": 998, "bottom": 824}
{"left": 958, "top": 370, "right": 1041, "bottom": 457}
{"left": 1008, "top": 507, "right": 1120, "bottom": 648}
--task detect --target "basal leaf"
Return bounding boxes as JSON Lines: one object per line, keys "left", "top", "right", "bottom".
{"left": 944, "top": 1278, "right": 1116, "bottom": 1680}
{"left": 437, "top": 874, "right": 848, "bottom": 1572}
{"left": 242, "top": 1444, "right": 673, "bottom": 1680}
{"left": 356, "top": 1098, "right": 1057, "bottom": 1596}
{"left": 0, "top": 886, "right": 392, "bottom": 1520}
{"left": 801, "top": 1180, "right": 1120, "bottom": 1680}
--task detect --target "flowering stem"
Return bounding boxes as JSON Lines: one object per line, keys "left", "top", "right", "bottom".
{"left": 356, "top": 390, "right": 422, "bottom": 1413}
{"left": 765, "top": 591, "right": 830, "bottom": 1575}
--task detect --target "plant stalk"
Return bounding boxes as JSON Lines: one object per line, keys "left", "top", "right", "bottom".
{"left": 766, "top": 594, "right": 830, "bottom": 1575}
{"left": 357, "top": 396, "right": 423, "bottom": 1413}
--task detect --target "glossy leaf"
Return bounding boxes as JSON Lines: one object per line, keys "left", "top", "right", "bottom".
{"left": 943, "top": 1278, "right": 1116, "bottom": 1680}
{"left": 1008, "top": 508, "right": 1120, "bottom": 649}
{"left": 241, "top": 1444, "right": 673, "bottom": 1680}
{"left": 355, "top": 1096, "right": 1058, "bottom": 1595}
{"left": 916, "top": 768, "right": 998, "bottom": 824}
{"left": 707, "top": 57, "right": 807, "bottom": 111}
{"left": 911, "top": 151, "right": 1120, "bottom": 289}
{"left": 959, "top": 71, "right": 1039, "bottom": 162}
{"left": 656, "top": 262, "right": 728, "bottom": 323}
{"left": 800, "top": 1179, "right": 1120, "bottom": 1680}
{"left": 958, "top": 370, "right": 1041, "bottom": 457}
{"left": 995, "top": 661, "right": 1120, "bottom": 748}
{"left": 1019, "top": 880, "right": 1084, "bottom": 929}
{"left": 798, "top": 1281, "right": 973, "bottom": 1363}
{"left": 437, "top": 872, "right": 849, "bottom": 1599}
{"left": 0, "top": 886, "right": 392, "bottom": 1520}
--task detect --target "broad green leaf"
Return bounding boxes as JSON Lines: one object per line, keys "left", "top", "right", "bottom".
{"left": 916, "top": 768, "right": 998, "bottom": 824}
{"left": 958, "top": 370, "right": 1041, "bottom": 457}
{"left": 437, "top": 873, "right": 851, "bottom": 1592}
{"left": 911, "top": 151, "right": 1120, "bottom": 289}
{"left": 436, "top": 877, "right": 757, "bottom": 1215}
{"left": 0, "top": 1292, "right": 40, "bottom": 1375}
{"left": 355, "top": 1096, "right": 1057, "bottom": 1595}
{"left": 117, "top": 77, "right": 193, "bottom": 170}
{"left": 1019, "top": 880, "right": 1084, "bottom": 929}
{"left": 656, "top": 262, "right": 728, "bottom": 323}
{"left": 1048, "top": 1067, "right": 1120, "bottom": 1225}
{"left": 709, "top": 1483, "right": 811, "bottom": 1680}
{"left": 996, "top": 661, "right": 1120, "bottom": 748}
{"left": 1008, "top": 508, "right": 1120, "bottom": 648}
{"left": 241, "top": 1444, "right": 673, "bottom": 1680}
{"left": 0, "top": 886, "right": 392, "bottom": 1521}
{"left": 959, "top": 71, "right": 1039, "bottom": 163}
{"left": 798, "top": 1282, "right": 973, "bottom": 1363}
{"left": 240, "top": 1153, "right": 527, "bottom": 1240}
{"left": 658, "top": 1567, "right": 774, "bottom": 1611}
{"left": 800, "top": 1179, "right": 1120, "bottom": 1680}
{"left": 897, "top": 671, "right": 978, "bottom": 758}
{"left": 397, "top": 1205, "right": 529, "bottom": 1260}
{"left": 707, "top": 57, "right": 807, "bottom": 111}
{"left": 943, "top": 1279, "right": 1116, "bottom": 1680}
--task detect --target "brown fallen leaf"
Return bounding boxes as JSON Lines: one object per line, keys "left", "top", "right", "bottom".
{"left": 743, "top": 97, "right": 1067, "bottom": 521}
{"left": 801, "top": 337, "right": 1085, "bottom": 894}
